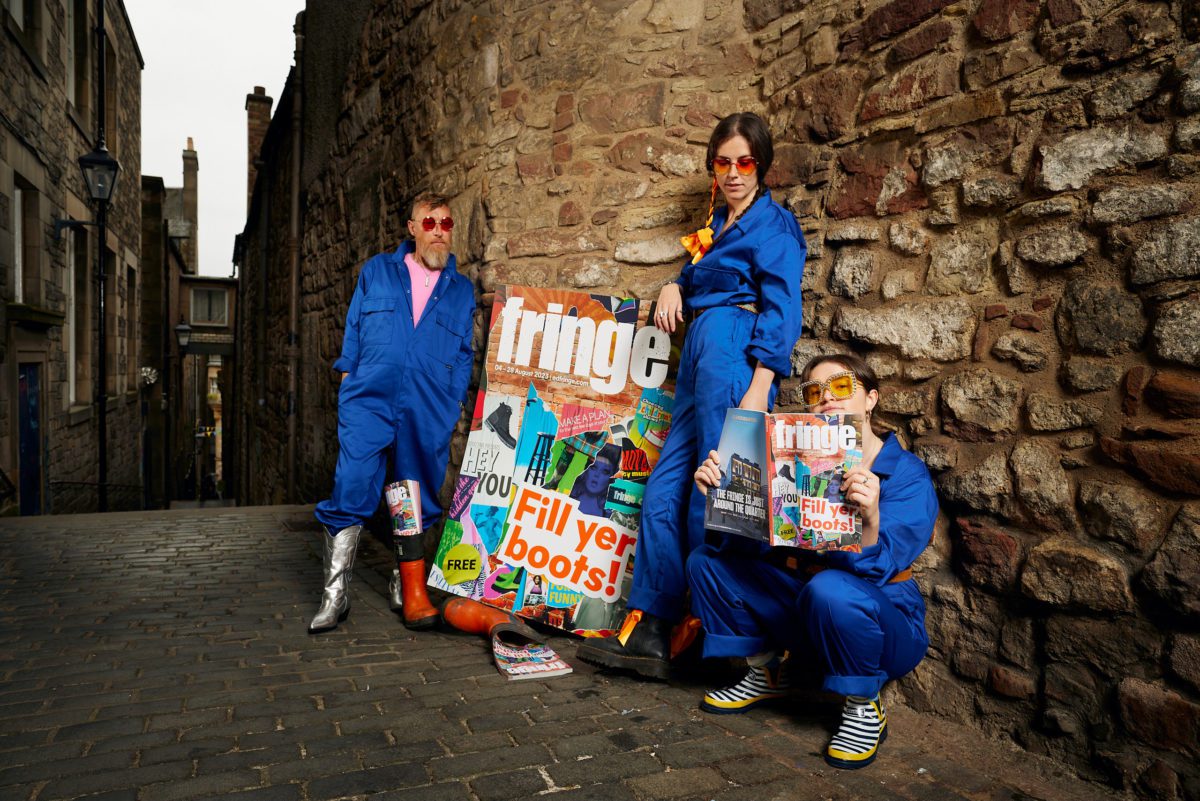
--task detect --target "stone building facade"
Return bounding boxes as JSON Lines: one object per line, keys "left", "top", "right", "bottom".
{"left": 238, "top": 0, "right": 1199, "bottom": 794}
{"left": 1, "top": 0, "right": 144, "bottom": 513}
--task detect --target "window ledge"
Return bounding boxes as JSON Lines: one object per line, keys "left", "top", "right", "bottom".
{"left": 68, "top": 404, "right": 93, "bottom": 426}
{"left": 7, "top": 303, "right": 65, "bottom": 331}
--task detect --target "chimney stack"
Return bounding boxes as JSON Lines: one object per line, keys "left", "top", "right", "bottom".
{"left": 245, "top": 86, "right": 273, "bottom": 210}
{"left": 182, "top": 138, "right": 199, "bottom": 274}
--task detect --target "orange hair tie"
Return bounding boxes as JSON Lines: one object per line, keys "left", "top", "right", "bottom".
{"left": 681, "top": 178, "right": 719, "bottom": 265}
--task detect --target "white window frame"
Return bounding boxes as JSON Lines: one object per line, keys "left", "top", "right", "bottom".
{"left": 66, "top": 226, "right": 77, "bottom": 403}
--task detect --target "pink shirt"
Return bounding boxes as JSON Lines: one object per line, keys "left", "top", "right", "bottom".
{"left": 404, "top": 253, "right": 440, "bottom": 324}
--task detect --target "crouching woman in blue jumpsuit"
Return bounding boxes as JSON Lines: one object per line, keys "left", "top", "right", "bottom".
{"left": 309, "top": 193, "right": 475, "bottom": 634}
{"left": 689, "top": 354, "right": 939, "bottom": 770}
{"left": 577, "top": 112, "right": 805, "bottom": 676}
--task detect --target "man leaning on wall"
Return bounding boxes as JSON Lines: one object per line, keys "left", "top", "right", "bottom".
{"left": 309, "top": 192, "right": 475, "bottom": 634}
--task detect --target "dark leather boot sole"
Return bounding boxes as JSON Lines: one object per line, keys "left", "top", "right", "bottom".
{"left": 576, "top": 641, "right": 669, "bottom": 680}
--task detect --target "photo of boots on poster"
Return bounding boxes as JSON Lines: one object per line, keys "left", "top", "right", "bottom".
{"left": 428, "top": 286, "right": 681, "bottom": 635}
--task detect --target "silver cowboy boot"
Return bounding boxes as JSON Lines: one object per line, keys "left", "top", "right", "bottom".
{"left": 308, "top": 524, "right": 363, "bottom": 633}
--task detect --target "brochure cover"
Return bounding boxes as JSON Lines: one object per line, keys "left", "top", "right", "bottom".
{"left": 705, "top": 410, "right": 864, "bottom": 551}
{"left": 384, "top": 480, "right": 422, "bottom": 537}
{"left": 429, "top": 286, "right": 682, "bottom": 635}
{"left": 491, "top": 623, "right": 573, "bottom": 680}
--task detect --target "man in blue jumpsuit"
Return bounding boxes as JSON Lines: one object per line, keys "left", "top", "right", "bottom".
{"left": 309, "top": 193, "right": 475, "bottom": 634}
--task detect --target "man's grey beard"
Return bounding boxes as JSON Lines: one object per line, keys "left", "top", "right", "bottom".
{"left": 418, "top": 247, "right": 449, "bottom": 271}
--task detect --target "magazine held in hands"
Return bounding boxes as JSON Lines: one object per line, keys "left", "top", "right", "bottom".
{"left": 704, "top": 410, "right": 865, "bottom": 551}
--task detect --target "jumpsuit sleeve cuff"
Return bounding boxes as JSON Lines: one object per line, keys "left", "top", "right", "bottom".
{"left": 701, "top": 631, "right": 770, "bottom": 660}
{"left": 746, "top": 343, "right": 791, "bottom": 379}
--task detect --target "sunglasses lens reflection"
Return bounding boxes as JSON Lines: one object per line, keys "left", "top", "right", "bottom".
{"left": 830, "top": 375, "right": 855, "bottom": 398}
{"left": 421, "top": 217, "right": 454, "bottom": 231}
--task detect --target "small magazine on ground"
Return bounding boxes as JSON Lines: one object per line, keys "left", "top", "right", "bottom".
{"left": 491, "top": 623, "right": 573, "bottom": 680}
{"left": 384, "top": 480, "right": 422, "bottom": 536}
{"left": 705, "top": 410, "right": 865, "bottom": 551}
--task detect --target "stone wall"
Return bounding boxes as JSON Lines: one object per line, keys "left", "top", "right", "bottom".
{"left": 241, "top": 0, "right": 1200, "bottom": 793}
{"left": 0, "top": 0, "right": 145, "bottom": 513}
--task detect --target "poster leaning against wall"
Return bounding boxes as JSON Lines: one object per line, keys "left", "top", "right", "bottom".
{"left": 428, "top": 285, "right": 681, "bottom": 636}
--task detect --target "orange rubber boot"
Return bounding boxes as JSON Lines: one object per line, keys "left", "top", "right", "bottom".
{"left": 398, "top": 560, "right": 438, "bottom": 630}
{"left": 441, "top": 597, "right": 518, "bottom": 636}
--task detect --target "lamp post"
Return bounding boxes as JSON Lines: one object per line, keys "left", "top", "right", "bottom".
{"left": 81, "top": 0, "right": 119, "bottom": 512}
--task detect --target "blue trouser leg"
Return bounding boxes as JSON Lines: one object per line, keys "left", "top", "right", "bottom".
{"left": 687, "top": 548, "right": 927, "bottom": 698}
{"left": 628, "top": 309, "right": 767, "bottom": 622}
{"left": 315, "top": 399, "right": 394, "bottom": 533}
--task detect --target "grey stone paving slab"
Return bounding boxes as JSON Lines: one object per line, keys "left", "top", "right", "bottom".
{"left": 0, "top": 506, "right": 1127, "bottom": 801}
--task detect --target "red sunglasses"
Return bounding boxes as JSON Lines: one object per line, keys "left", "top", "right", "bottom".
{"left": 417, "top": 216, "right": 454, "bottom": 231}
{"left": 712, "top": 156, "right": 758, "bottom": 176}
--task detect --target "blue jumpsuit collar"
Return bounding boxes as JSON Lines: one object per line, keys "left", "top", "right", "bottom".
{"left": 393, "top": 240, "right": 460, "bottom": 327}
{"left": 711, "top": 190, "right": 774, "bottom": 244}
{"left": 870, "top": 432, "right": 902, "bottom": 478}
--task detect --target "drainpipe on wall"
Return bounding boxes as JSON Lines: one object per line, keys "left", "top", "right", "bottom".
{"left": 286, "top": 14, "right": 304, "bottom": 502}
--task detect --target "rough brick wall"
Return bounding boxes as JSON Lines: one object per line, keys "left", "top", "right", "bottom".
{"left": 240, "top": 0, "right": 1200, "bottom": 792}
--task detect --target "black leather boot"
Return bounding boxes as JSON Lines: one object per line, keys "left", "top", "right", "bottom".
{"left": 575, "top": 610, "right": 670, "bottom": 680}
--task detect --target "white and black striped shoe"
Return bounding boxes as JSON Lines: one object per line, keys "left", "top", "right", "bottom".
{"left": 700, "top": 655, "right": 791, "bottom": 714}
{"left": 825, "top": 694, "right": 888, "bottom": 769}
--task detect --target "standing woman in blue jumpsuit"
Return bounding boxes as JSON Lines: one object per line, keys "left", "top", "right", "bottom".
{"left": 309, "top": 193, "right": 475, "bottom": 634}
{"left": 577, "top": 112, "right": 805, "bottom": 676}
{"left": 689, "top": 354, "right": 939, "bottom": 770}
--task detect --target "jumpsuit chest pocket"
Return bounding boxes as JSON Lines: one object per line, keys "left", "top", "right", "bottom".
{"left": 419, "top": 310, "right": 466, "bottom": 372}
{"left": 693, "top": 264, "right": 741, "bottom": 293}
{"left": 361, "top": 297, "right": 397, "bottom": 346}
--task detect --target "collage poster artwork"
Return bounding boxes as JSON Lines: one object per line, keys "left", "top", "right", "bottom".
{"left": 428, "top": 286, "right": 681, "bottom": 635}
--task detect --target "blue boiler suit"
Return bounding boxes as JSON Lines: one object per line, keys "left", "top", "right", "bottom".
{"left": 687, "top": 435, "right": 939, "bottom": 698}
{"left": 315, "top": 240, "right": 475, "bottom": 533}
{"left": 626, "top": 191, "right": 806, "bottom": 622}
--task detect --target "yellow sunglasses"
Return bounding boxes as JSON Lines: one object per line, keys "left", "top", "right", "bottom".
{"left": 798, "top": 371, "right": 857, "bottom": 408}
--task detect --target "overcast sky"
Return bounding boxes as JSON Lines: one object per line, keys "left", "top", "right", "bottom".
{"left": 124, "top": 0, "right": 306, "bottom": 276}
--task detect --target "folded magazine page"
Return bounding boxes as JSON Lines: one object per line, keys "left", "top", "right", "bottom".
{"left": 705, "top": 410, "right": 865, "bottom": 551}
{"left": 384, "top": 480, "right": 422, "bottom": 536}
{"left": 491, "top": 622, "right": 573, "bottom": 681}
{"left": 428, "top": 285, "right": 681, "bottom": 635}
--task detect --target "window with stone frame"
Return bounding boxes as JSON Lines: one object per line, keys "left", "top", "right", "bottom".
{"left": 65, "top": 225, "right": 91, "bottom": 404}
{"left": 191, "top": 287, "right": 227, "bottom": 326}
{"left": 104, "top": 45, "right": 117, "bottom": 154}
{"left": 11, "top": 174, "right": 41, "bottom": 307}
{"left": 65, "top": 0, "right": 89, "bottom": 115}
{"left": 104, "top": 247, "right": 116, "bottom": 395}
{"left": 4, "top": 0, "right": 43, "bottom": 60}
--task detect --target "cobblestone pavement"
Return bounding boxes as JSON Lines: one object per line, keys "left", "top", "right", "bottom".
{"left": 0, "top": 506, "right": 1126, "bottom": 801}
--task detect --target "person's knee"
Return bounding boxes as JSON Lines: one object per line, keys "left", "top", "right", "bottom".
{"left": 799, "top": 570, "right": 855, "bottom": 619}
{"left": 685, "top": 544, "right": 724, "bottom": 591}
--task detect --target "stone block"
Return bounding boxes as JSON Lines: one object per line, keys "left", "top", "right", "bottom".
{"left": 1101, "top": 434, "right": 1200, "bottom": 496}
{"left": 860, "top": 55, "right": 959, "bottom": 122}
{"left": 613, "top": 235, "right": 685, "bottom": 265}
{"left": 579, "top": 84, "right": 665, "bottom": 134}
{"left": 1015, "top": 225, "right": 1087, "bottom": 266}
{"left": 1020, "top": 538, "right": 1133, "bottom": 612}
{"left": 992, "top": 331, "right": 1049, "bottom": 372}
{"left": 1131, "top": 218, "right": 1200, "bottom": 285}
{"left": 1011, "top": 439, "right": 1078, "bottom": 530}
{"left": 828, "top": 142, "right": 925, "bottom": 219}
{"left": 964, "top": 44, "right": 1042, "bottom": 90}
{"left": 644, "top": 0, "right": 703, "bottom": 32}
{"left": 881, "top": 269, "right": 919, "bottom": 300}
{"left": 972, "top": 0, "right": 1039, "bottom": 41}
{"left": 880, "top": 387, "right": 930, "bottom": 416}
{"left": 914, "top": 89, "right": 1007, "bottom": 134}
{"left": 1141, "top": 505, "right": 1200, "bottom": 619}
{"left": 742, "top": 0, "right": 808, "bottom": 31}
{"left": 859, "top": 0, "right": 956, "bottom": 47}
{"left": 1117, "top": 678, "right": 1200, "bottom": 757}
{"left": 1087, "top": 71, "right": 1162, "bottom": 120}
{"left": 927, "top": 223, "right": 997, "bottom": 295}
{"left": 1039, "top": 125, "right": 1168, "bottom": 191}
{"left": 962, "top": 175, "right": 1020, "bottom": 208}
{"left": 829, "top": 249, "right": 874, "bottom": 298}
{"left": 557, "top": 201, "right": 583, "bottom": 227}
{"left": 937, "top": 451, "right": 1015, "bottom": 518}
{"left": 913, "top": 435, "right": 958, "bottom": 471}
{"left": 825, "top": 222, "right": 880, "bottom": 243}
{"left": 941, "top": 368, "right": 1021, "bottom": 442}
{"left": 607, "top": 133, "right": 699, "bottom": 177}
{"left": 794, "top": 68, "right": 867, "bottom": 143}
{"left": 888, "top": 221, "right": 930, "bottom": 255}
{"left": 888, "top": 20, "right": 955, "bottom": 67}
{"left": 1168, "top": 635, "right": 1200, "bottom": 694}
{"left": 505, "top": 230, "right": 606, "bottom": 258}
{"left": 922, "top": 144, "right": 964, "bottom": 188}
{"left": 1146, "top": 370, "right": 1200, "bottom": 418}
{"left": 833, "top": 299, "right": 975, "bottom": 361}
{"left": 1063, "top": 357, "right": 1123, "bottom": 393}
{"left": 1152, "top": 295, "right": 1200, "bottom": 368}
{"left": 1026, "top": 393, "right": 1102, "bottom": 431}
{"left": 955, "top": 517, "right": 1022, "bottom": 592}
{"left": 1055, "top": 279, "right": 1146, "bottom": 356}
{"left": 927, "top": 185, "right": 959, "bottom": 226}
{"left": 1045, "top": 616, "right": 1163, "bottom": 678}
{"left": 989, "top": 665, "right": 1037, "bottom": 699}
{"left": 1090, "top": 185, "right": 1185, "bottom": 226}
{"left": 1078, "top": 479, "right": 1171, "bottom": 555}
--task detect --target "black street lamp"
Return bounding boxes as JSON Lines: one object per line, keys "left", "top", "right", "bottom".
{"left": 84, "top": 0, "right": 118, "bottom": 512}
{"left": 174, "top": 319, "right": 192, "bottom": 352}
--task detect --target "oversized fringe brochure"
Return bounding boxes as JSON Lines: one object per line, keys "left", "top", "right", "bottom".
{"left": 385, "top": 480, "right": 422, "bottom": 536}
{"left": 704, "top": 410, "right": 864, "bottom": 551}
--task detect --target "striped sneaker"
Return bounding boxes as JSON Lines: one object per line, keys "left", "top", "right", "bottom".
{"left": 700, "top": 655, "right": 791, "bottom": 714}
{"left": 825, "top": 694, "right": 888, "bottom": 769}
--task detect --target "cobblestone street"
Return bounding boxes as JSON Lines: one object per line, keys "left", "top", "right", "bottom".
{"left": 0, "top": 507, "right": 1124, "bottom": 801}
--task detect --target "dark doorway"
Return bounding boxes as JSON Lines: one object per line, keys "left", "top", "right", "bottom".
{"left": 18, "top": 363, "right": 44, "bottom": 515}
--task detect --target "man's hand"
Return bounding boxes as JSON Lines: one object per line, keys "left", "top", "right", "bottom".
{"left": 340, "top": 372, "right": 348, "bottom": 383}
